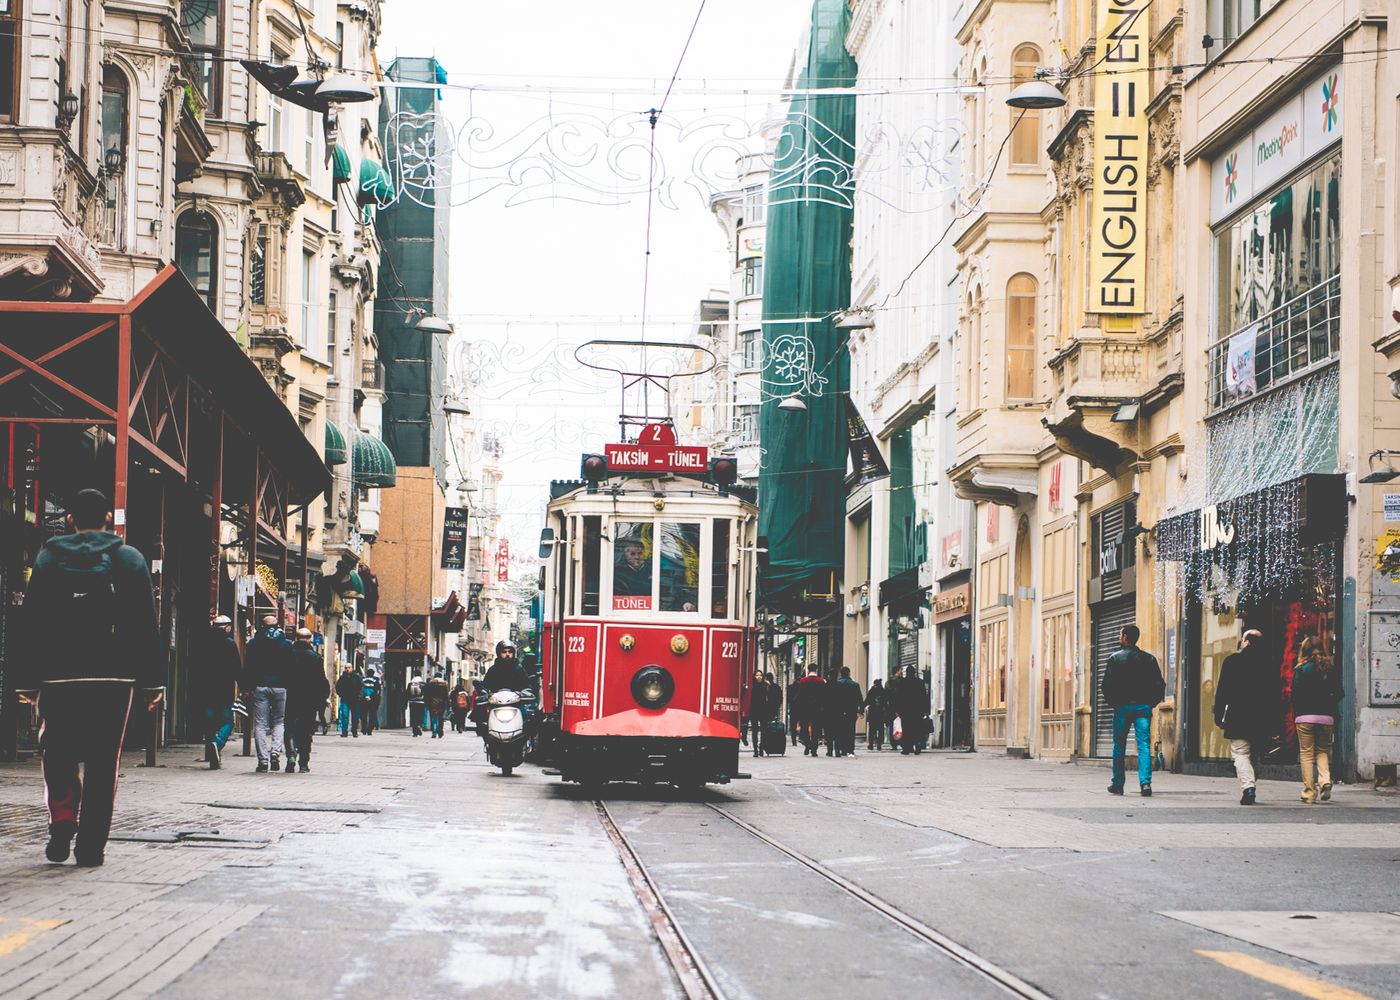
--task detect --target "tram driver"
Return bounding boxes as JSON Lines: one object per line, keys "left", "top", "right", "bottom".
{"left": 614, "top": 539, "right": 652, "bottom": 600}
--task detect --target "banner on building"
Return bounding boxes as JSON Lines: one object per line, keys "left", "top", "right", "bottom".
{"left": 844, "top": 399, "right": 890, "bottom": 484}
{"left": 1225, "top": 325, "right": 1258, "bottom": 398}
{"left": 440, "top": 506, "right": 468, "bottom": 570}
{"left": 466, "top": 583, "right": 482, "bottom": 622}
{"left": 1090, "top": 0, "right": 1149, "bottom": 314}
{"left": 496, "top": 539, "right": 510, "bottom": 582}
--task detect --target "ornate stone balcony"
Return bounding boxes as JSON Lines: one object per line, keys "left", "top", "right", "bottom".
{"left": 0, "top": 130, "right": 104, "bottom": 299}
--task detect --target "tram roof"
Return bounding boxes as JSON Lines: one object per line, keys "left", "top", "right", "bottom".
{"left": 547, "top": 477, "right": 757, "bottom": 513}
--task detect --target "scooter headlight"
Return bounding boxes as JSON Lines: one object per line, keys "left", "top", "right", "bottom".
{"left": 631, "top": 665, "right": 674, "bottom": 709}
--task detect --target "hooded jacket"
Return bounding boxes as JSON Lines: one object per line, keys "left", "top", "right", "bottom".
{"left": 243, "top": 626, "right": 291, "bottom": 689}
{"left": 17, "top": 530, "right": 160, "bottom": 690}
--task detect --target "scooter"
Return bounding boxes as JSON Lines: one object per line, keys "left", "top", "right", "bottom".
{"left": 484, "top": 689, "right": 533, "bottom": 776}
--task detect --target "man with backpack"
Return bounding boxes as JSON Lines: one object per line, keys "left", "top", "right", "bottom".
{"left": 360, "top": 667, "right": 382, "bottom": 735}
{"left": 450, "top": 679, "right": 470, "bottom": 732}
{"left": 426, "top": 670, "right": 451, "bottom": 738}
{"left": 197, "top": 614, "right": 243, "bottom": 770}
{"left": 335, "top": 663, "right": 362, "bottom": 737}
{"left": 406, "top": 672, "right": 426, "bottom": 736}
{"left": 15, "top": 489, "right": 161, "bottom": 867}
{"left": 1103, "top": 624, "right": 1167, "bottom": 797}
{"left": 244, "top": 614, "right": 291, "bottom": 772}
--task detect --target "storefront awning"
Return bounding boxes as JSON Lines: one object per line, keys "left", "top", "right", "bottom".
{"left": 353, "top": 432, "right": 397, "bottom": 488}
{"left": 357, "top": 158, "right": 395, "bottom": 207}
{"left": 325, "top": 420, "right": 347, "bottom": 465}
{"left": 331, "top": 143, "right": 352, "bottom": 185}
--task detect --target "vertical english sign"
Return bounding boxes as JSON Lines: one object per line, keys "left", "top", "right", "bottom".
{"left": 1091, "top": 0, "right": 1149, "bottom": 314}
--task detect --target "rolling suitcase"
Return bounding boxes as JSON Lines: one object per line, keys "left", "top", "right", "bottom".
{"left": 762, "top": 720, "right": 787, "bottom": 756}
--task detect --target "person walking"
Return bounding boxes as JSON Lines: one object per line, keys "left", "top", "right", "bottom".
{"left": 244, "top": 614, "right": 290, "bottom": 772}
{"left": 792, "top": 665, "right": 826, "bottom": 756}
{"left": 14, "top": 489, "right": 161, "bottom": 867}
{"left": 1102, "top": 624, "right": 1166, "bottom": 797}
{"left": 833, "top": 667, "right": 863, "bottom": 757}
{"left": 1214, "top": 628, "right": 1282, "bottom": 805}
{"left": 450, "top": 678, "right": 470, "bottom": 733}
{"left": 864, "top": 678, "right": 887, "bottom": 751}
{"left": 361, "top": 667, "right": 382, "bottom": 735}
{"left": 406, "top": 672, "right": 426, "bottom": 737}
{"left": 1291, "top": 636, "right": 1342, "bottom": 804}
{"left": 283, "top": 629, "right": 329, "bottom": 773}
{"left": 895, "top": 667, "right": 929, "bottom": 755}
{"left": 426, "top": 670, "right": 451, "bottom": 738}
{"left": 196, "top": 615, "right": 242, "bottom": 770}
{"left": 335, "top": 664, "right": 362, "bottom": 737}
{"left": 747, "top": 671, "right": 773, "bottom": 756}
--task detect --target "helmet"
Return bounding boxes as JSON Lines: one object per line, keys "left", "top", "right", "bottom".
{"left": 212, "top": 614, "right": 232, "bottom": 626}
{"left": 495, "top": 639, "right": 517, "bottom": 657}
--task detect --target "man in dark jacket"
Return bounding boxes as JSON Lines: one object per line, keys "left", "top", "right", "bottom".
{"left": 335, "top": 664, "right": 362, "bottom": 737}
{"left": 426, "top": 670, "right": 451, "bottom": 738}
{"left": 894, "top": 667, "right": 930, "bottom": 755}
{"left": 15, "top": 489, "right": 161, "bottom": 867}
{"left": 477, "top": 641, "right": 528, "bottom": 738}
{"left": 244, "top": 615, "right": 290, "bottom": 771}
{"left": 360, "top": 667, "right": 382, "bottom": 735}
{"left": 747, "top": 670, "right": 772, "bottom": 756}
{"left": 283, "top": 629, "right": 329, "bottom": 772}
{"left": 792, "top": 665, "right": 826, "bottom": 756}
{"left": 833, "top": 667, "right": 863, "bottom": 757}
{"left": 864, "top": 678, "right": 887, "bottom": 750}
{"left": 1214, "top": 629, "right": 1281, "bottom": 805}
{"left": 197, "top": 615, "right": 243, "bottom": 770}
{"left": 1102, "top": 624, "right": 1166, "bottom": 797}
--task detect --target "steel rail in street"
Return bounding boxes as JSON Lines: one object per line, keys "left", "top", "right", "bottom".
{"left": 705, "top": 804, "right": 1055, "bottom": 1000}
{"left": 595, "top": 800, "right": 728, "bottom": 1000}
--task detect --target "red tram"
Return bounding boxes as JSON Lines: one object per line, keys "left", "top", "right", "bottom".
{"left": 536, "top": 424, "right": 760, "bottom": 787}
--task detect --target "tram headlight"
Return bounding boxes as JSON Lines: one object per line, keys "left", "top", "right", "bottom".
{"left": 631, "top": 665, "right": 674, "bottom": 709}
{"left": 670, "top": 634, "right": 690, "bottom": 655}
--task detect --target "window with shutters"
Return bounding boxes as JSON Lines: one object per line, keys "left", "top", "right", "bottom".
{"left": 1006, "top": 274, "right": 1037, "bottom": 402}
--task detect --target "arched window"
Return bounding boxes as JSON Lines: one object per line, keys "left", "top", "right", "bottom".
{"left": 98, "top": 66, "right": 129, "bottom": 247}
{"left": 1010, "top": 45, "right": 1042, "bottom": 167}
{"left": 1006, "top": 274, "right": 1037, "bottom": 402}
{"left": 176, "top": 211, "right": 219, "bottom": 312}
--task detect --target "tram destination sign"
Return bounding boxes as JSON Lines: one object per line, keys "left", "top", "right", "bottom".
{"left": 605, "top": 442, "right": 709, "bottom": 474}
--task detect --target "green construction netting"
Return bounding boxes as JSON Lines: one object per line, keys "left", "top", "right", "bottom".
{"left": 331, "top": 143, "right": 352, "bottom": 185}
{"left": 757, "top": 0, "right": 856, "bottom": 611}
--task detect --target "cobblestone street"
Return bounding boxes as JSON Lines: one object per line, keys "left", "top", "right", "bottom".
{"left": 1, "top": 732, "right": 1398, "bottom": 999}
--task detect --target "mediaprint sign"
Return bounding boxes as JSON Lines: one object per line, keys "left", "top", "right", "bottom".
{"left": 1210, "top": 66, "right": 1342, "bottom": 225}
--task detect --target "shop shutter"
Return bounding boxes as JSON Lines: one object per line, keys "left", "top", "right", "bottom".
{"left": 1091, "top": 598, "right": 1136, "bottom": 757}
{"left": 898, "top": 633, "right": 918, "bottom": 673}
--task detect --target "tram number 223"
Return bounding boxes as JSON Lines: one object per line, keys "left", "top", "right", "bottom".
{"left": 566, "top": 636, "right": 587, "bottom": 654}
{"left": 720, "top": 641, "right": 740, "bottom": 659}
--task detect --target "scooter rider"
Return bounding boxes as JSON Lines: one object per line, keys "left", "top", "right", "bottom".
{"left": 477, "top": 640, "right": 529, "bottom": 739}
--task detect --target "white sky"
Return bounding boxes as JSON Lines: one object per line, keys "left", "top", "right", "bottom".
{"left": 378, "top": 0, "right": 814, "bottom": 552}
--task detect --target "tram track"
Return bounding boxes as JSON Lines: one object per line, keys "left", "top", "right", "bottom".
{"left": 597, "top": 793, "right": 1053, "bottom": 1000}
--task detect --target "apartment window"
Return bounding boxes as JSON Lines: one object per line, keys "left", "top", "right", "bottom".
{"left": 0, "top": 0, "right": 18, "bottom": 122}
{"left": 250, "top": 224, "right": 267, "bottom": 304}
{"left": 304, "top": 107, "right": 315, "bottom": 178}
{"left": 99, "top": 66, "right": 129, "bottom": 247}
{"left": 267, "top": 48, "right": 287, "bottom": 152}
{"left": 1005, "top": 274, "right": 1037, "bottom": 402}
{"left": 1213, "top": 0, "right": 1281, "bottom": 53}
{"left": 327, "top": 289, "right": 338, "bottom": 358}
{"left": 741, "top": 184, "right": 766, "bottom": 226}
{"left": 739, "top": 328, "right": 760, "bottom": 370}
{"left": 742, "top": 258, "right": 763, "bottom": 298}
{"left": 175, "top": 210, "right": 219, "bottom": 313}
{"left": 182, "top": 0, "right": 222, "bottom": 116}
{"left": 301, "top": 248, "right": 318, "bottom": 354}
{"left": 335, "top": 21, "right": 344, "bottom": 69}
{"left": 1009, "top": 45, "right": 1042, "bottom": 167}
{"left": 735, "top": 404, "right": 758, "bottom": 443}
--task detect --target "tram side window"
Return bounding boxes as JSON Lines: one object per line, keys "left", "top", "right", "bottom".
{"left": 581, "top": 515, "right": 601, "bottom": 616}
{"left": 613, "top": 521, "right": 654, "bottom": 611}
{"left": 711, "top": 520, "right": 731, "bottom": 618}
{"left": 660, "top": 522, "right": 701, "bottom": 613}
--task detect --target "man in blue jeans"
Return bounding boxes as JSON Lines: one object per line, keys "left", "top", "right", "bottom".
{"left": 1102, "top": 624, "right": 1166, "bottom": 797}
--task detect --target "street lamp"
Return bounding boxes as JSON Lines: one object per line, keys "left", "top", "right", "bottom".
{"left": 836, "top": 310, "right": 875, "bottom": 330}
{"left": 777, "top": 394, "right": 807, "bottom": 412}
{"left": 104, "top": 145, "right": 126, "bottom": 175}
{"left": 409, "top": 309, "right": 452, "bottom": 335}
{"left": 1006, "top": 79, "right": 1067, "bottom": 110}
{"left": 317, "top": 73, "right": 376, "bottom": 105}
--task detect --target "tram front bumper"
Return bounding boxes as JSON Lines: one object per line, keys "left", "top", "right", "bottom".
{"left": 558, "top": 734, "right": 739, "bottom": 784}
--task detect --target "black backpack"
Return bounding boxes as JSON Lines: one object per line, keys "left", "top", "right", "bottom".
{"left": 60, "top": 555, "right": 119, "bottom": 653}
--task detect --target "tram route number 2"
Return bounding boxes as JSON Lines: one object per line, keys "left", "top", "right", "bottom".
{"left": 720, "top": 641, "right": 739, "bottom": 658}
{"left": 566, "top": 636, "right": 587, "bottom": 654}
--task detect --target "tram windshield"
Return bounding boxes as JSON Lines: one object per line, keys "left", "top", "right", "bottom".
{"left": 610, "top": 520, "right": 701, "bottom": 614}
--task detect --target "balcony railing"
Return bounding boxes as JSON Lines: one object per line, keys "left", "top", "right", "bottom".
{"left": 1207, "top": 274, "right": 1340, "bottom": 414}
{"left": 361, "top": 359, "right": 383, "bottom": 389}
